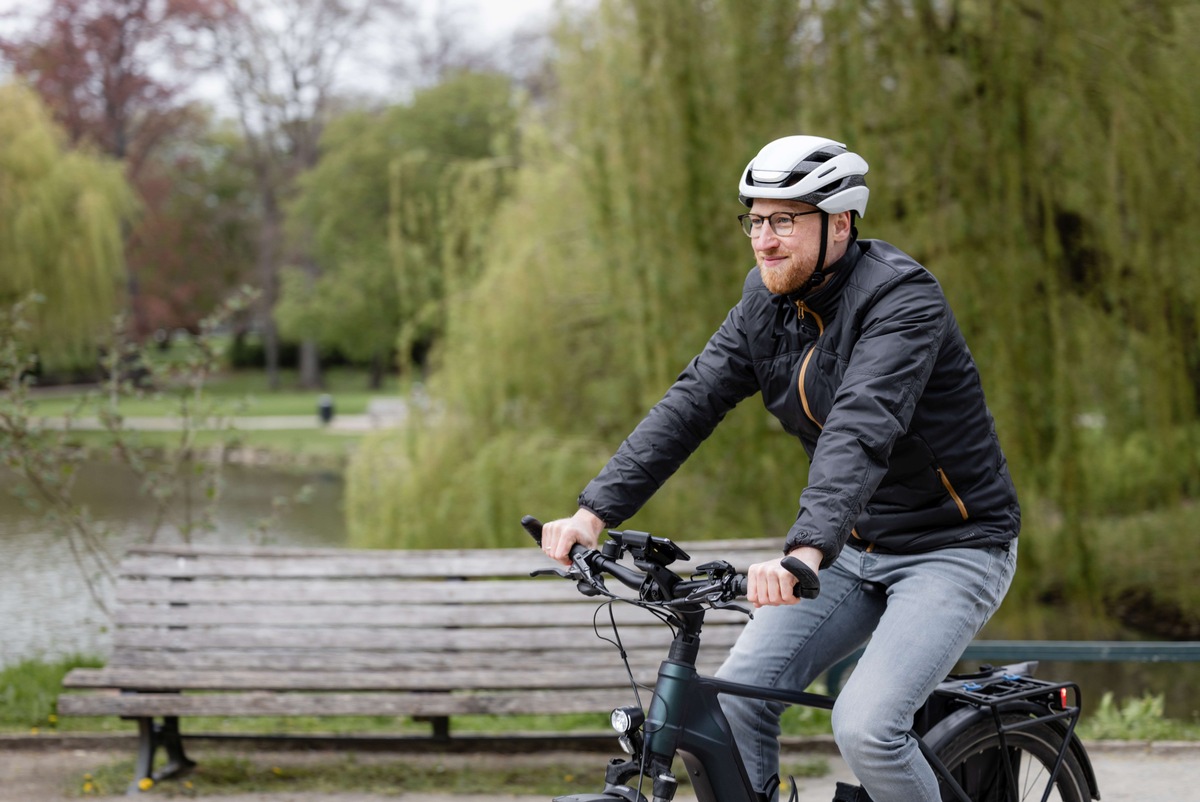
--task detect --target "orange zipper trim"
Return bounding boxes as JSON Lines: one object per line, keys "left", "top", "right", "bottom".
{"left": 798, "top": 349, "right": 823, "bottom": 430}
{"left": 937, "top": 468, "right": 969, "bottom": 520}
{"left": 796, "top": 301, "right": 825, "bottom": 336}
{"left": 796, "top": 301, "right": 825, "bottom": 430}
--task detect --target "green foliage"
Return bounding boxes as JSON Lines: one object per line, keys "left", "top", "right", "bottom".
{"left": 0, "top": 82, "right": 137, "bottom": 371}
{"left": 346, "top": 0, "right": 1200, "bottom": 613}
{"left": 278, "top": 72, "right": 520, "bottom": 371}
{"left": 1080, "top": 692, "right": 1198, "bottom": 741}
{"left": 347, "top": 421, "right": 609, "bottom": 549}
{"left": 0, "top": 655, "right": 101, "bottom": 730}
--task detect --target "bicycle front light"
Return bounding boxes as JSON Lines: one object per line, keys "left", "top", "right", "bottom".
{"left": 610, "top": 706, "right": 645, "bottom": 735}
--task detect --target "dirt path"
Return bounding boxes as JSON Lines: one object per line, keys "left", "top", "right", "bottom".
{"left": 2, "top": 740, "right": 1197, "bottom": 801}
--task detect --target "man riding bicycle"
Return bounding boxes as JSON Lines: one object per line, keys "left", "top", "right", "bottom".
{"left": 539, "top": 135, "right": 1020, "bottom": 802}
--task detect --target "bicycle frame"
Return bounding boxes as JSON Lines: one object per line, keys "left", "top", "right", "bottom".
{"left": 591, "top": 619, "right": 981, "bottom": 802}
{"left": 584, "top": 625, "right": 1096, "bottom": 802}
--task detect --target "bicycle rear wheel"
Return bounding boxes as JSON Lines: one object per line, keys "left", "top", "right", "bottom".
{"left": 932, "top": 713, "right": 1089, "bottom": 802}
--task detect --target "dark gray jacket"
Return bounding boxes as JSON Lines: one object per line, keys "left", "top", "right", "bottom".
{"left": 578, "top": 238, "right": 1020, "bottom": 566}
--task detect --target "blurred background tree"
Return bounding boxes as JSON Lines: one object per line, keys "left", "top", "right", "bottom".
{"left": 0, "top": 82, "right": 135, "bottom": 371}
{"left": 0, "top": 0, "right": 239, "bottom": 345}
{"left": 206, "top": 0, "right": 409, "bottom": 390}
{"left": 276, "top": 71, "right": 519, "bottom": 388}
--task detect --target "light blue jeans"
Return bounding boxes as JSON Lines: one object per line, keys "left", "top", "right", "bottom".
{"left": 716, "top": 540, "right": 1017, "bottom": 802}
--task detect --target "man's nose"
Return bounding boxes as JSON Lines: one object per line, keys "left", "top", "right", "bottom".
{"left": 752, "top": 223, "right": 780, "bottom": 247}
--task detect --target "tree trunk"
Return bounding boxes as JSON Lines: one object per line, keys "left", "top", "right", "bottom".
{"left": 299, "top": 338, "right": 322, "bottom": 389}
{"left": 258, "top": 188, "right": 282, "bottom": 390}
{"left": 369, "top": 350, "right": 385, "bottom": 390}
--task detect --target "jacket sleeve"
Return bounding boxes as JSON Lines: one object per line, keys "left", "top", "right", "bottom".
{"left": 578, "top": 299, "right": 761, "bottom": 528}
{"left": 784, "top": 269, "right": 949, "bottom": 566}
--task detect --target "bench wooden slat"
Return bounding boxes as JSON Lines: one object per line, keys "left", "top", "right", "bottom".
{"left": 111, "top": 624, "right": 743, "bottom": 653}
{"left": 118, "top": 541, "right": 780, "bottom": 580}
{"left": 100, "top": 648, "right": 729, "bottom": 674}
{"left": 58, "top": 689, "right": 634, "bottom": 718}
{"left": 116, "top": 578, "right": 604, "bottom": 605}
{"left": 122, "top": 538, "right": 778, "bottom": 560}
{"left": 113, "top": 601, "right": 752, "bottom": 628}
{"left": 62, "top": 664, "right": 688, "bottom": 692}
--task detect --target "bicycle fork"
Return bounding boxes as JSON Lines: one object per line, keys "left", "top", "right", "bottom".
{"left": 639, "top": 658, "right": 763, "bottom": 802}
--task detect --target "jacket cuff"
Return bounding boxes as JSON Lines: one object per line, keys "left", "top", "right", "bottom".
{"left": 576, "top": 494, "right": 618, "bottom": 529}
{"left": 783, "top": 528, "right": 837, "bottom": 569}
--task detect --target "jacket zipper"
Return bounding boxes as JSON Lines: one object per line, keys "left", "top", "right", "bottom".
{"left": 937, "top": 467, "right": 970, "bottom": 520}
{"left": 796, "top": 301, "right": 825, "bottom": 335}
{"left": 796, "top": 301, "right": 825, "bottom": 430}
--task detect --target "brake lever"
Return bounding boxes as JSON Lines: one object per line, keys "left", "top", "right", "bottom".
{"left": 710, "top": 599, "right": 753, "bottom": 616}
{"left": 530, "top": 567, "right": 573, "bottom": 579}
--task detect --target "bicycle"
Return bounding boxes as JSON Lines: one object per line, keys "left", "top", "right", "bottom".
{"left": 521, "top": 516, "right": 1100, "bottom": 802}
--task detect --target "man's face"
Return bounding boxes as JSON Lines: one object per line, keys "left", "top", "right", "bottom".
{"left": 748, "top": 199, "right": 829, "bottom": 295}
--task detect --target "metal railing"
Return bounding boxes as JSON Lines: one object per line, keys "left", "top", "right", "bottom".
{"left": 826, "top": 640, "right": 1200, "bottom": 694}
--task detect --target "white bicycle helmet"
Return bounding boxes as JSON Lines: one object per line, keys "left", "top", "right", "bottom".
{"left": 738, "top": 135, "right": 869, "bottom": 217}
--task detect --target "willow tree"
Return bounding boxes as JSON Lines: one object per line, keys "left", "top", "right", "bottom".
{"left": 795, "top": 0, "right": 1200, "bottom": 591}
{"left": 348, "top": 0, "right": 818, "bottom": 548}
{"left": 0, "top": 82, "right": 136, "bottom": 371}
{"left": 348, "top": 0, "right": 1200, "bottom": 617}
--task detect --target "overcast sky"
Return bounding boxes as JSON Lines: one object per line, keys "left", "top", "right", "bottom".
{"left": 0, "top": 0, "right": 576, "bottom": 108}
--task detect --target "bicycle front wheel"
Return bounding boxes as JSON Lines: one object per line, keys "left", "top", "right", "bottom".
{"left": 932, "top": 713, "right": 1090, "bottom": 802}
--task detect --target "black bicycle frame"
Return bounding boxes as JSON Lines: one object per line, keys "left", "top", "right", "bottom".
{"left": 634, "top": 644, "right": 976, "bottom": 802}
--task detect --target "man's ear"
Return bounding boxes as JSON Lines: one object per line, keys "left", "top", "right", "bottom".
{"left": 832, "top": 211, "right": 854, "bottom": 242}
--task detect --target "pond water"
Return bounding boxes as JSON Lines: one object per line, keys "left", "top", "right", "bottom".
{"left": 1, "top": 462, "right": 1196, "bottom": 721}
{"left": 0, "top": 459, "right": 345, "bottom": 665}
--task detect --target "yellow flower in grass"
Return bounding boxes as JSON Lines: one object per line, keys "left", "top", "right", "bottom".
{"left": 137, "top": 777, "right": 155, "bottom": 791}
{"left": 82, "top": 781, "right": 96, "bottom": 794}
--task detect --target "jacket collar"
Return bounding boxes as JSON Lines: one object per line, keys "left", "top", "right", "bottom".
{"left": 785, "top": 237, "right": 862, "bottom": 317}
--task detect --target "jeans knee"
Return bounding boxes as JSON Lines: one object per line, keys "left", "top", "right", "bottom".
{"left": 831, "top": 702, "right": 903, "bottom": 765}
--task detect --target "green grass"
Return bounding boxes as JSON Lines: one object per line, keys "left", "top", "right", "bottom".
{"left": 22, "top": 367, "right": 403, "bottom": 466}
{"left": 29, "top": 368, "right": 407, "bottom": 419}
{"left": 0, "top": 655, "right": 103, "bottom": 731}
{"left": 63, "top": 427, "right": 364, "bottom": 465}
{"left": 73, "top": 752, "right": 829, "bottom": 797}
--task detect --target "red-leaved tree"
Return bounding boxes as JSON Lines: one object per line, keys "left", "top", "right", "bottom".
{"left": 1, "top": 0, "right": 250, "bottom": 340}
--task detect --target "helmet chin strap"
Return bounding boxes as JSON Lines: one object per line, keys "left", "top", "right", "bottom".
{"left": 799, "top": 211, "right": 830, "bottom": 295}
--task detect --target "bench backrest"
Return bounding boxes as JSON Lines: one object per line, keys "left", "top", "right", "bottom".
{"left": 108, "top": 539, "right": 781, "bottom": 692}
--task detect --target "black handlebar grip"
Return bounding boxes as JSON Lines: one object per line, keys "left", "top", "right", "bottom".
{"left": 521, "top": 515, "right": 543, "bottom": 545}
{"left": 524, "top": 514, "right": 591, "bottom": 563}
{"left": 781, "top": 555, "right": 821, "bottom": 599}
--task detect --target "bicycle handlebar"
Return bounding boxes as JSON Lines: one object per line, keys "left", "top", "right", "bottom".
{"left": 522, "top": 515, "right": 820, "bottom": 604}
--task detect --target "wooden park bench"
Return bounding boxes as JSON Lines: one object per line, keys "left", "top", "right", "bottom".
{"left": 57, "top": 537, "right": 780, "bottom": 790}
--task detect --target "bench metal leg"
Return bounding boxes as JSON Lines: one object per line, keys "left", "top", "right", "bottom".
{"left": 128, "top": 716, "right": 196, "bottom": 794}
{"left": 415, "top": 714, "right": 451, "bottom": 740}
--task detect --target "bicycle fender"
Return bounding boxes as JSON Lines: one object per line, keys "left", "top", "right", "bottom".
{"left": 921, "top": 703, "right": 1100, "bottom": 801}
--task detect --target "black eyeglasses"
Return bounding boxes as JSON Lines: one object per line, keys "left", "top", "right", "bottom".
{"left": 738, "top": 210, "right": 821, "bottom": 237}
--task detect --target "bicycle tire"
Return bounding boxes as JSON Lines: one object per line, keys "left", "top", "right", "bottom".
{"left": 930, "top": 713, "right": 1090, "bottom": 802}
